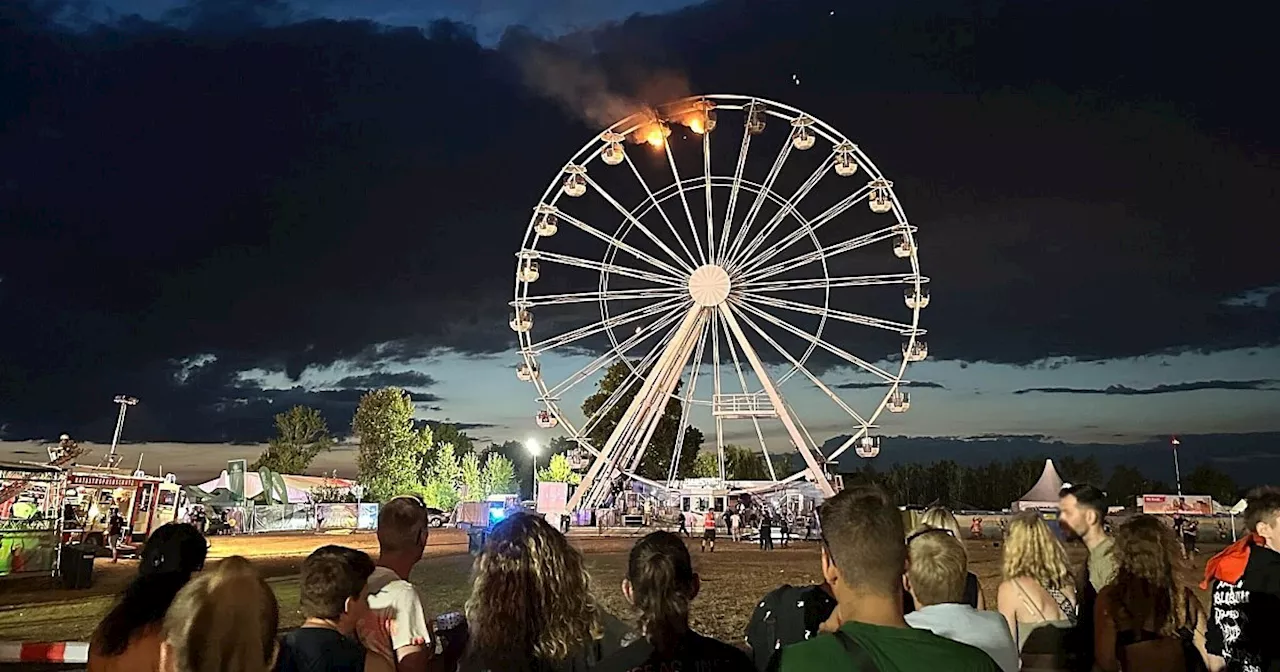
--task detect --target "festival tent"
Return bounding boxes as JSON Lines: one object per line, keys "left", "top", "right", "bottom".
{"left": 1012, "top": 459, "right": 1066, "bottom": 512}
{"left": 194, "top": 471, "right": 312, "bottom": 504}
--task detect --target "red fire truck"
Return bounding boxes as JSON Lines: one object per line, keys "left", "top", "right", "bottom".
{"left": 62, "top": 467, "right": 184, "bottom": 548}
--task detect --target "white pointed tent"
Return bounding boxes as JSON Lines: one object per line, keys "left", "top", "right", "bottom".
{"left": 1013, "top": 459, "right": 1066, "bottom": 512}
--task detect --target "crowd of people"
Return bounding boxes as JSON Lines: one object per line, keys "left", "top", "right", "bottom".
{"left": 80, "top": 484, "right": 1280, "bottom": 672}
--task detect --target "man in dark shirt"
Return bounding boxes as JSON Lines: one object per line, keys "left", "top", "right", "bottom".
{"left": 277, "top": 545, "right": 376, "bottom": 672}
{"left": 1204, "top": 487, "right": 1280, "bottom": 672}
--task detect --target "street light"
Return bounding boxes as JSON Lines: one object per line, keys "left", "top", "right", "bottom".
{"left": 1171, "top": 436, "right": 1183, "bottom": 496}
{"left": 108, "top": 395, "right": 139, "bottom": 469}
{"left": 527, "top": 438, "right": 541, "bottom": 504}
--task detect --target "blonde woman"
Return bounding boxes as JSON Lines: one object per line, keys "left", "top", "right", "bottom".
{"left": 997, "top": 512, "right": 1080, "bottom": 672}
{"left": 904, "top": 508, "right": 987, "bottom": 612}
{"left": 460, "top": 512, "right": 632, "bottom": 672}
{"left": 159, "top": 556, "right": 279, "bottom": 672}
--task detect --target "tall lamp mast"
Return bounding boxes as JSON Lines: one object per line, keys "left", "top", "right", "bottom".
{"left": 108, "top": 395, "right": 139, "bottom": 469}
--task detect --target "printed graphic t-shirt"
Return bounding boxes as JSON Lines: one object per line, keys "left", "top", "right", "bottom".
{"left": 356, "top": 566, "right": 433, "bottom": 668}
{"left": 1207, "top": 542, "right": 1280, "bottom": 672}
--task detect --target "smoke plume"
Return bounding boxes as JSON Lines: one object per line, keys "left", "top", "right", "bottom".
{"left": 511, "top": 37, "right": 691, "bottom": 140}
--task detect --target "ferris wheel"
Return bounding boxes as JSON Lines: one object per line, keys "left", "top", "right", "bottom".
{"left": 511, "top": 95, "right": 929, "bottom": 511}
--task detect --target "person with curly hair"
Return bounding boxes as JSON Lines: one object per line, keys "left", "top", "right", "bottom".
{"left": 996, "top": 512, "right": 1081, "bottom": 672}
{"left": 594, "top": 531, "right": 752, "bottom": 671}
{"left": 1093, "top": 515, "right": 1211, "bottom": 671}
{"left": 459, "top": 512, "right": 632, "bottom": 672}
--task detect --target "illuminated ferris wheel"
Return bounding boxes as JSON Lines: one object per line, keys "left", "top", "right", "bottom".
{"left": 510, "top": 95, "right": 929, "bottom": 511}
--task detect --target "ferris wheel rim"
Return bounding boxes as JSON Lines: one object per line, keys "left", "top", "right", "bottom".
{"left": 512, "top": 95, "right": 928, "bottom": 492}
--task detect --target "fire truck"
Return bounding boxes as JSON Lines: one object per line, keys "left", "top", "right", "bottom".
{"left": 62, "top": 467, "right": 184, "bottom": 548}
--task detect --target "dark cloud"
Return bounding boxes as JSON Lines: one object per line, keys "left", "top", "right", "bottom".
{"left": 834, "top": 381, "right": 945, "bottom": 390}
{"left": 1014, "top": 380, "right": 1280, "bottom": 396}
{"left": 332, "top": 371, "right": 438, "bottom": 389}
{"left": 0, "top": 0, "right": 1277, "bottom": 441}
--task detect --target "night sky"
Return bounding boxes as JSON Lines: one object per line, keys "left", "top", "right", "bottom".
{"left": 1, "top": 0, "right": 1277, "bottom": 483}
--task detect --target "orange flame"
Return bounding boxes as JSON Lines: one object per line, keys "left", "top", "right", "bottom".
{"left": 688, "top": 116, "right": 706, "bottom": 135}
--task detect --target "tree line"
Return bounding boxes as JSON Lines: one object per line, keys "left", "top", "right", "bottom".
{"left": 251, "top": 382, "right": 1242, "bottom": 510}
{"left": 841, "top": 456, "right": 1241, "bottom": 510}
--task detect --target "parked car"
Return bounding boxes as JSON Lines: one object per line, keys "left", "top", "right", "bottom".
{"left": 425, "top": 506, "right": 449, "bottom": 528}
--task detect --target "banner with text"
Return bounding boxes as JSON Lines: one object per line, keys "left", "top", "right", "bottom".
{"left": 1142, "top": 494, "right": 1213, "bottom": 516}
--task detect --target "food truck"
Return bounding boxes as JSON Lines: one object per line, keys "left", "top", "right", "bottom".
{"left": 62, "top": 467, "right": 184, "bottom": 548}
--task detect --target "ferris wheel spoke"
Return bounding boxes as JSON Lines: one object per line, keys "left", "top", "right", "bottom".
{"left": 526, "top": 297, "right": 686, "bottom": 355}
{"left": 716, "top": 311, "right": 777, "bottom": 481}
{"left": 580, "top": 313, "right": 687, "bottom": 437}
{"left": 727, "top": 152, "right": 834, "bottom": 272}
{"left": 740, "top": 293, "right": 921, "bottom": 336}
{"left": 732, "top": 307, "right": 869, "bottom": 425}
{"left": 667, "top": 314, "right": 710, "bottom": 485}
{"left": 740, "top": 273, "right": 925, "bottom": 293}
{"left": 724, "top": 135, "right": 793, "bottom": 267}
{"left": 583, "top": 174, "right": 696, "bottom": 274}
{"left": 702, "top": 131, "right": 715, "bottom": 266}
{"left": 735, "top": 300, "right": 900, "bottom": 383}
{"left": 624, "top": 155, "right": 700, "bottom": 270}
{"left": 716, "top": 121, "right": 753, "bottom": 262}
{"left": 540, "top": 307, "right": 686, "bottom": 400}
{"left": 664, "top": 142, "right": 708, "bottom": 265}
{"left": 737, "top": 223, "right": 902, "bottom": 284}
{"left": 555, "top": 209, "right": 688, "bottom": 280}
{"left": 528, "top": 249, "right": 683, "bottom": 287}
{"left": 711, "top": 311, "right": 725, "bottom": 481}
{"left": 514, "top": 287, "right": 684, "bottom": 308}
{"left": 735, "top": 186, "right": 874, "bottom": 277}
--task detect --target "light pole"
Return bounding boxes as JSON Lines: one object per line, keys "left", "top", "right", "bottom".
{"left": 1171, "top": 436, "right": 1183, "bottom": 496}
{"left": 108, "top": 395, "right": 139, "bottom": 469}
{"left": 527, "top": 438, "right": 541, "bottom": 505}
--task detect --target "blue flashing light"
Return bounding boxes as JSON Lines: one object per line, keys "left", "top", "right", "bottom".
{"left": 487, "top": 502, "right": 507, "bottom": 525}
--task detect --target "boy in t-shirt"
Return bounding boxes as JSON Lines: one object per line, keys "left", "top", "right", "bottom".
{"left": 277, "top": 545, "right": 376, "bottom": 672}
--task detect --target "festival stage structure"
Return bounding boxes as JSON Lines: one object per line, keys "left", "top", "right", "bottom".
{"left": 510, "top": 95, "right": 930, "bottom": 511}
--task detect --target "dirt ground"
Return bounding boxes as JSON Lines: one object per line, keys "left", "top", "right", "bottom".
{"left": 0, "top": 530, "right": 1220, "bottom": 645}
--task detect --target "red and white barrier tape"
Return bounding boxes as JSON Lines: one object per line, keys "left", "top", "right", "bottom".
{"left": 0, "top": 641, "right": 90, "bottom": 663}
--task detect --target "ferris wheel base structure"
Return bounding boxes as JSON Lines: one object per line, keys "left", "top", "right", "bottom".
{"left": 513, "top": 95, "right": 930, "bottom": 514}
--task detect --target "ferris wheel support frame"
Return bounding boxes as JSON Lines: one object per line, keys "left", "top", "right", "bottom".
{"left": 566, "top": 305, "right": 705, "bottom": 511}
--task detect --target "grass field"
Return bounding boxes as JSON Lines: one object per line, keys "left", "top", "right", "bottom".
{"left": 0, "top": 529, "right": 1215, "bottom": 644}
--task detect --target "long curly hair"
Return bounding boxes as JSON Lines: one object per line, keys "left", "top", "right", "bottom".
{"left": 464, "top": 513, "right": 603, "bottom": 671}
{"left": 1002, "top": 512, "right": 1074, "bottom": 592}
{"left": 627, "top": 531, "right": 695, "bottom": 655}
{"left": 1111, "top": 514, "right": 1194, "bottom": 635}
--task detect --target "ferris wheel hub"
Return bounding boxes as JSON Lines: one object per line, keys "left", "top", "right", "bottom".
{"left": 687, "top": 264, "right": 732, "bottom": 307}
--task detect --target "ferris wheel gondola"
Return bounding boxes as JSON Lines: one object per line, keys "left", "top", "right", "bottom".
{"left": 510, "top": 95, "right": 929, "bottom": 511}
